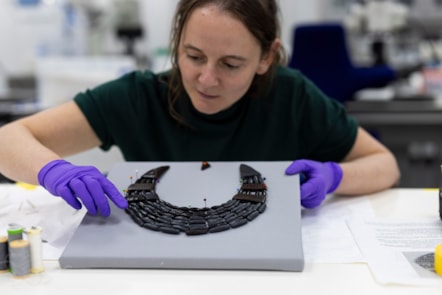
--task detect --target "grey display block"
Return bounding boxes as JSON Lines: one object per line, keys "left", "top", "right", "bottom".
{"left": 59, "top": 161, "right": 304, "bottom": 271}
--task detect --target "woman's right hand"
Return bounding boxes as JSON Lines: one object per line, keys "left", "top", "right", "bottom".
{"left": 38, "top": 159, "right": 128, "bottom": 217}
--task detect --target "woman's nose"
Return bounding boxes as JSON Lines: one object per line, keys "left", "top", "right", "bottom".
{"left": 198, "top": 64, "right": 219, "bottom": 87}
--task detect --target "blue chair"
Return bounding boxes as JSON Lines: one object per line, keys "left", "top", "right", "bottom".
{"left": 288, "top": 23, "right": 397, "bottom": 103}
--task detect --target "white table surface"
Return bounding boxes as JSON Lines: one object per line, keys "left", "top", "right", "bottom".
{"left": 1, "top": 185, "right": 442, "bottom": 295}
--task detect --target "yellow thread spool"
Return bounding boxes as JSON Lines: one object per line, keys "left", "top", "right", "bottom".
{"left": 434, "top": 243, "right": 442, "bottom": 276}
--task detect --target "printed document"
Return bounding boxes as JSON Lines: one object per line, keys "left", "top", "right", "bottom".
{"left": 348, "top": 218, "right": 442, "bottom": 287}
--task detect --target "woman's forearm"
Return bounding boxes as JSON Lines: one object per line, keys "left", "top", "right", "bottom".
{"left": 0, "top": 102, "right": 102, "bottom": 184}
{"left": 0, "top": 122, "right": 60, "bottom": 184}
{"left": 336, "top": 151, "right": 400, "bottom": 195}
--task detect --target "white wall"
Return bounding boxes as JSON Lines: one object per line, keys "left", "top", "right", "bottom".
{"left": 139, "top": 0, "right": 178, "bottom": 53}
{"left": 279, "top": 0, "right": 321, "bottom": 52}
{"left": 0, "top": 0, "right": 321, "bottom": 77}
{"left": 0, "top": 1, "right": 65, "bottom": 77}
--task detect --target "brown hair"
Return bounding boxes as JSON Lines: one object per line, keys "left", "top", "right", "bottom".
{"left": 167, "top": 0, "right": 286, "bottom": 124}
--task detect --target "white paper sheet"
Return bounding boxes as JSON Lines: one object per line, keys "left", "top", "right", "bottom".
{"left": 0, "top": 184, "right": 86, "bottom": 260}
{"left": 301, "top": 195, "right": 375, "bottom": 263}
{"left": 348, "top": 218, "right": 442, "bottom": 287}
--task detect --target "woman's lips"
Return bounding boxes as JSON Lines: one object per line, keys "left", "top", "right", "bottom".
{"left": 198, "top": 91, "right": 218, "bottom": 99}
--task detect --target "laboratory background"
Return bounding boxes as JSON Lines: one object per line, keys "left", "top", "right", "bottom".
{"left": 1, "top": 0, "right": 442, "bottom": 188}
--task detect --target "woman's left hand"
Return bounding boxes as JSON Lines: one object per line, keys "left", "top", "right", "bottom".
{"left": 285, "top": 159, "right": 343, "bottom": 208}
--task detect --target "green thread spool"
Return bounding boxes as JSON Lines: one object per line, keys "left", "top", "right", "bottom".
{"left": 7, "top": 224, "right": 24, "bottom": 242}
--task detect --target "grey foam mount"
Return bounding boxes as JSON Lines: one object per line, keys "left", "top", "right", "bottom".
{"left": 59, "top": 161, "right": 304, "bottom": 271}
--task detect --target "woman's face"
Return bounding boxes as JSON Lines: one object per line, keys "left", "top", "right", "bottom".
{"left": 178, "top": 5, "right": 273, "bottom": 115}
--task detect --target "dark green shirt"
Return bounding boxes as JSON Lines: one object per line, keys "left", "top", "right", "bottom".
{"left": 74, "top": 66, "right": 358, "bottom": 162}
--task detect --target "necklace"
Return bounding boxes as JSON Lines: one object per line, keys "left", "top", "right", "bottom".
{"left": 124, "top": 164, "right": 267, "bottom": 235}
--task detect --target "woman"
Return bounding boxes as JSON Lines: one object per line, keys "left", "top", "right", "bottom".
{"left": 0, "top": 0, "right": 400, "bottom": 217}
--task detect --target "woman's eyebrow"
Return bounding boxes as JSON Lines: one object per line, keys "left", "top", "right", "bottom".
{"left": 183, "top": 44, "right": 247, "bottom": 61}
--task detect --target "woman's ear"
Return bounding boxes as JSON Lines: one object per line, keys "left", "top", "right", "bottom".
{"left": 257, "top": 38, "right": 281, "bottom": 75}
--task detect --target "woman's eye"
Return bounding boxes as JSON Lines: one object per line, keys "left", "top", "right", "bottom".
{"left": 187, "top": 55, "right": 203, "bottom": 62}
{"left": 224, "top": 63, "right": 240, "bottom": 70}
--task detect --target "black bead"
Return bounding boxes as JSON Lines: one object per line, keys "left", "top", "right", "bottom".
{"left": 229, "top": 217, "right": 248, "bottom": 228}
{"left": 159, "top": 226, "right": 180, "bottom": 235}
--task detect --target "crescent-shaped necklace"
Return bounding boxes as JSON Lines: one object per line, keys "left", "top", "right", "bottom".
{"left": 124, "top": 164, "right": 267, "bottom": 235}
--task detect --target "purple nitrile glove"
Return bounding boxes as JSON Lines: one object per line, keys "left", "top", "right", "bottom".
{"left": 38, "top": 159, "right": 128, "bottom": 217}
{"left": 285, "top": 159, "right": 343, "bottom": 209}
